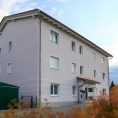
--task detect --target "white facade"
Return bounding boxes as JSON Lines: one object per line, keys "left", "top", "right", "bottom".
{"left": 0, "top": 9, "right": 112, "bottom": 107}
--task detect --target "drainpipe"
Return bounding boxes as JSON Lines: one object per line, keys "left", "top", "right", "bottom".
{"left": 37, "top": 10, "right": 42, "bottom": 107}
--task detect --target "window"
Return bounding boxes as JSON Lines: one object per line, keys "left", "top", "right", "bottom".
{"left": 50, "top": 56, "right": 59, "bottom": 69}
{"left": 72, "top": 86, "right": 76, "bottom": 95}
{"left": 8, "top": 41, "right": 12, "bottom": 52}
{"left": 103, "top": 88, "right": 106, "bottom": 95}
{"left": 79, "top": 45, "right": 83, "bottom": 54}
{"left": 94, "top": 70, "right": 96, "bottom": 78}
{"left": 72, "top": 41, "right": 76, "bottom": 51}
{"left": 102, "top": 73, "right": 105, "bottom": 79}
{"left": 101, "top": 57, "right": 105, "bottom": 64}
{"left": 0, "top": 48, "right": 1, "bottom": 57}
{"left": 88, "top": 88, "right": 93, "bottom": 92}
{"left": 7, "top": 63, "right": 12, "bottom": 74}
{"left": 50, "top": 30, "right": 58, "bottom": 43}
{"left": 50, "top": 84, "right": 59, "bottom": 96}
{"left": 93, "top": 52, "right": 96, "bottom": 61}
{"left": 0, "top": 66, "right": 1, "bottom": 73}
{"left": 72, "top": 63, "right": 76, "bottom": 73}
{"left": 80, "top": 66, "right": 84, "bottom": 75}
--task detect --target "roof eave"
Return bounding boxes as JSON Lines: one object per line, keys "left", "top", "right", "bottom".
{"left": 0, "top": 9, "right": 113, "bottom": 58}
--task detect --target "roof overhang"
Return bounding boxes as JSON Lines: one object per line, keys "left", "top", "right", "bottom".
{"left": 0, "top": 9, "right": 113, "bottom": 58}
{"left": 77, "top": 77, "right": 100, "bottom": 85}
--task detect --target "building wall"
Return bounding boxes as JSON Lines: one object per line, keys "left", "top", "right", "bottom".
{"left": 0, "top": 17, "right": 40, "bottom": 102}
{"left": 41, "top": 20, "right": 109, "bottom": 106}
{"left": 0, "top": 14, "right": 110, "bottom": 107}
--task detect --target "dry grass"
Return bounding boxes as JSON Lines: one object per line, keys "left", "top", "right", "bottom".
{"left": 0, "top": 87, "right": 118, "bottom": 118}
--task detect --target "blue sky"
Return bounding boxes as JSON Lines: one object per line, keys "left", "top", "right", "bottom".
{"left": 0, "top": 0, "right": 118, "bottom": 84}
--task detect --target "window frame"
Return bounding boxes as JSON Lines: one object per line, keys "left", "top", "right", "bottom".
{"left": 8, "top": 41, "right": 12, "bottom": 53}
{"left": 102, "top": 73, "right": 105, "bottom": 79}
{"left": 50, "top": 56, "right": 59, "bottom": 70}
{"left": 50, "top": 84, "right": 59, "bottom": 96}
{"left": 71, "top": 41, "right": 76, "bottom": 51}
{"left": 72, "top": 85, "right": 76, "bottom": 95}
{"left": 88, "top": 88, "right": 93, "bottom": 92}
{"left": 80, "top": 66, "right": 84, "bottom": 75}
{"left": 50, "top": 30, "right": 59, "bottom": 44}
{"left": 79, "top": 45, "right": 83, "bottom": 55}
{"left": 94, "top": 70, "right": 96, "bottom": 78}
{"left": 72, "top": 63, "right": 76, "bottom": 74}
{"left": 93, "top": 52, "right": 96, "bottom": 61}
{"left": 7, "top": 63, "right": 12, "bottom": 74}
{"left": 101, "top": 57, "right": 105, "bottom": 64}
{"left": 0, "top": 48, "right": 1, "bottom": 57}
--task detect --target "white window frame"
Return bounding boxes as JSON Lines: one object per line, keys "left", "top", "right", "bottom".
{"left": 50, "top": 30, "right": 59, "bottom": 44}
{"left": 7, "top": 63, "right": 12, "bottom": 74}
{"left": 93, "top": 52, "right": 96, "bottom": 61}
{"left": 50, "top": 56, "right": 59, "bottom": 70}
{"left": 72, "top": 85, "right": 76, "bottom": 95}
{"left": 8, "top": 41, "right": 12, "bottom": 53}
{"left": 101, "top": 57, "right": 105, "bottom": 64}
{"left": 94, "top": 70, "right": 96, "bottom": 78}
{"left": 79, "top": 45, "right": 83, "bottom": 55}
{"left": 102, "top": 73, "right": 105, "bottom": 79}
{"left": 0, "top": 48, "right": 1, "bottom": 57}
{"left": 72, "top": 41, "right": 76, "bottom": 51}
{"left": 50, "top": 84, "right": 59, "bottom": 96}
{"left": 80, "top": 66, "right": 84, "bottom": 75}
{"left": 72, "top": 63, "right": 76, "bottom": 74}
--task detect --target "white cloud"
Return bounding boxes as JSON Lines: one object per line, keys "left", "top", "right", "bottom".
{"left": 50, "top": 7, "right": 64, "bottom": 17}
{"left": 0, "top": 0, "right": 29, "bottom": 21}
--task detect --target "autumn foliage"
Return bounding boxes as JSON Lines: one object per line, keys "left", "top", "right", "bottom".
{"left": 0, "top": 86, "right": 118, "bottom": 118}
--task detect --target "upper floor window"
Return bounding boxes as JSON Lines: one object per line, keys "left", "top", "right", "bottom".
{"left": 0, "top": 48, "right": 1, "bottom": 57}
{"left": 50, "top": 30, "right": 59, "bottom": 44}
{"left": 50, "top": 84, "right": 59, "bottom": 96}
{"left": 79, "top": 45, "right": 83, "bottom": 54}
{"left": 80, "top": 66, "right": 84, "bottom": 75}
{"left": 93, "top": 52, "right": 96, "bottom": 61}
{"left": 8, "top": 41, "right": 12, "bottom": 53}
{"left": 72, "top": 41, "right": 76, "bottom": 51}
{"left": 7, "top": 63, "right": 12, "bottom": 74}
{"left": 50, "top": 56, "right": 59, "bottom": 69}
{"left": 72, "top": 63, "right": 76, "bottom": 74}
{"left": 94, "top": 70, "right": 96, "bottom": 78}
{"left": 72, "top": 86, "right": 76, "bottom": 95}
{"left": 102, "top": 73, "right": 105, "bottom": 79}
{"left": 101, "top": 57, "right": 105, "bottom": 64}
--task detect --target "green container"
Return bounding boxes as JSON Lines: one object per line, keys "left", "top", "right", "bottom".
{"left": 0, "top": 82, "right": 19, "bottom": 110}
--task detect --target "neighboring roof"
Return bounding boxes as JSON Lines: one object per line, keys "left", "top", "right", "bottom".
{"left": 77, "top": 77, "right": 100, "bottom": 84}
{"left": 0, "top": 9, "right": 113, "bottom": 57}
{"left": 0, "top": 82, "right": 19, "bottom": 88}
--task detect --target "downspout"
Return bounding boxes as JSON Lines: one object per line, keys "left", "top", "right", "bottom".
{"left": 37, "top": 10, "right": 42, "bottom": 107}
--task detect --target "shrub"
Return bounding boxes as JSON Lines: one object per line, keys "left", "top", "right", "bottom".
{"left": 0, "top": 87, "right": 118, "bottom": 118}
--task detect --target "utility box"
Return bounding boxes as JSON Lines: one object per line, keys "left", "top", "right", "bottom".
{"left": 0, "top": 82, "right": 19, "bottom": 110}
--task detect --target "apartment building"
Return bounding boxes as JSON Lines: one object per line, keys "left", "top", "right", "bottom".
{"left": 0, "top": 9, "right": 112, "bottom": 107}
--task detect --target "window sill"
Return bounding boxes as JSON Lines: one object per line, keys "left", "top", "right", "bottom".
{"left": 50, "top": 67, "right": 59, "bottom": 70}
{"left": 50, "top": 95, "right": 59, "bottom": 97}
{"left": 72, "top": 95, "right": 77, "bottom": 97}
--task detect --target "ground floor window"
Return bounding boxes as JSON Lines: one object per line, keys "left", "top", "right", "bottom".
{"left": 88, "top": 88, "right": 93, "bottom": 92}
{"left": 72, "top": 86, "right": 76, "bottom": 95}
{"left": 50, "top": 84, "right": 59, "bottom": 96}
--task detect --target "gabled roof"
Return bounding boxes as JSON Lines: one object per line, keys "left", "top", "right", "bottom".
{"left": 0, "top": 9, "right": 113, "bottom": 57}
